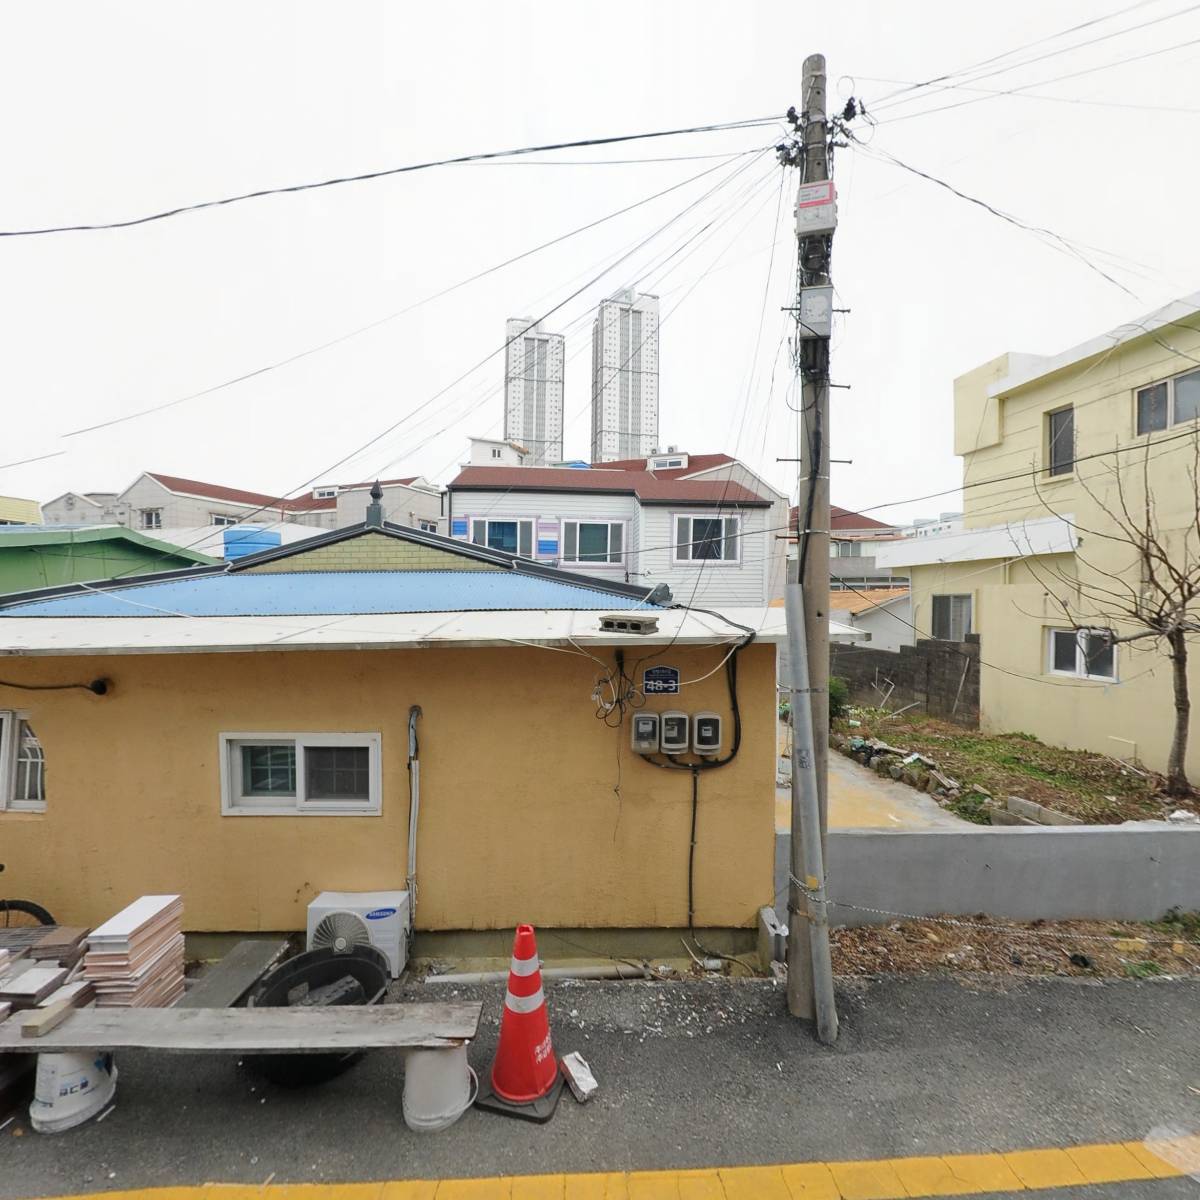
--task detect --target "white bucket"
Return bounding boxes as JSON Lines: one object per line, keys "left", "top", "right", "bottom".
{"left": 402, "top": 1045, "right": 477, "bottom": 1133}
{"left": 30, "top": 1052, "right": 118, "bottom": 1134}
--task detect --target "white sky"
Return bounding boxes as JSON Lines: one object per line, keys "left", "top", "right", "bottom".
{"left": 2, "top": 1, "right": 1198, "bottom": 527}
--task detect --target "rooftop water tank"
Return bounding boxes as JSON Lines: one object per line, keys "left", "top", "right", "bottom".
{"left": 223, "top": 526, "right": 282, "bottom": 561}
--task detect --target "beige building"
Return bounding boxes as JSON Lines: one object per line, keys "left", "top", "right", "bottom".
{"left": 878, "top": 293, "right": 1200, "bottom": 778}
{"left": 0, "top": 518, "right": 777, "bottom": 939}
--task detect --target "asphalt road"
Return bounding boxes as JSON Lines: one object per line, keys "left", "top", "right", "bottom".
{"left": 4, "top": 975, "right": 1199, "bottom": 1198}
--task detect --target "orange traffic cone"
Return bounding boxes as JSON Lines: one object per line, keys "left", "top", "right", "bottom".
{"left": 475, "top": 924, "right": 564, "bottom": 1123}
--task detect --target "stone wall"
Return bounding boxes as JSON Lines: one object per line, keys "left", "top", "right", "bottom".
{"left": 831, "top": 634, "right": 980, "bottom": 726}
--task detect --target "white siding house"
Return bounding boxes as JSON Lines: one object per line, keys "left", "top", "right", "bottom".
{"left": 448, "top": 453, "right": 787, "bottom": 607}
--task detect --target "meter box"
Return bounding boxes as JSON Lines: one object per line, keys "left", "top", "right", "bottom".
{"left": 630, "top": 712, "right": 660, "bottom": 754}
{"left": 693, "top": 712, "right": 723, "bottom": 757}
{"left": 796, "top": 285, "right": 833, "bottom": 339}
{"left": 795, "top": 179, "right": 836, "bottom": 237}
{"left": 659, "top": 711, "right": 690, "bottom": 755}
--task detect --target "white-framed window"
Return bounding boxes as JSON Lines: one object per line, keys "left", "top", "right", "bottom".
{"left": 562, "top": 520, "right": 624, "bottom": 565}
{"left": 471, "top": 518, "right": 534, "bottom": 558}
{"left": 139, "top": 508, "right": 162, "bottom": 530}
{"left": 1047, "top": 628, "right": 1117, "bottom": 681}
{"left": 418, "top": 519, "right": 438, "bottom": 533}
{"left": 1136, "top": 368, "right": 1200, "bottom": 435}
{"left": 210, "top": 513, "right": 238, "bottom": 527}
{"left": 833, "top": 540, "right": 863, "bottom": 557}
{"left": 312, "top": 487, "right": 338, "bottom": 499}
{"left": 491, "top": 448, "right": 502, "bottom": 459}
{"left": 673, "top": 514, "right": 740, "bottom": 563}
{"left": 931, "top": 594, "right": 972, "bottom": 642}
{"left": 1046, "top": 405, "right": 1075, "bottom": 477}
{"left": 0, "top": 712, "right": 46, "bottom": 813}
{"left": 650, "top": 456, "right": 685, "bottom": 470}
{"left": 219, "top": 732, "right": 382, "bottom": 816}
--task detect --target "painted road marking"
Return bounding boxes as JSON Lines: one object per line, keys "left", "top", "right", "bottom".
{"left": 23, "top": 1132, "right": 1200, "bottom": 1200}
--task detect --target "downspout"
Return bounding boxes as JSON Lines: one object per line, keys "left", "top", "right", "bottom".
{"left": 406, "top": 705, "right": 422, "bottom": 946}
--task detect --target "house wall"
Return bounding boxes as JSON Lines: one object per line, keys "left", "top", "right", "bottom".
{"left": 849, "top": 597, "right": 914, "bottom": 654}
{"left": 338, "top": 485, "right": 442, "bottom": 531}
{"left": 937, "top": 318, "right": 1200, "bottom": 775}
{"left": 449, "top": 489, "right": 642, "bottom": 575}
{"left": 119, "top": 477, "right": 263, "bottom": 529}
{"left": 41, "top": 495, "right": 129, "bottom": 526}
{"left": 0, "top": 642, "right": 776, "bottom": 934}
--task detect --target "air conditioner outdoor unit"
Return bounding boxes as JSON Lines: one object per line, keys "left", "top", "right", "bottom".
{"left": 306, "top": 890, "right": 410, "bottom": 978}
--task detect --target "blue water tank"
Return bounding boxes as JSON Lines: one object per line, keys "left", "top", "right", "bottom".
{"left": 223, "top": 526, "right": 282, "bottom": 561}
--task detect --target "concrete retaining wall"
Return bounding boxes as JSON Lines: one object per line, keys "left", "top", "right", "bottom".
{"left": 807, "top": 826, "right": 1200, "bottom": 925}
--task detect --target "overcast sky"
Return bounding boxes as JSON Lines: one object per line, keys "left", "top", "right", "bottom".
{"left": 2, "top": 1, "right": 1198, "bottom": 526}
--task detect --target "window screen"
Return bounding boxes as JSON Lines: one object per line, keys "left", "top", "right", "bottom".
{"left": 1050, "top": 629, "right": 1078, "bottom": 673}
{"left": 1174, "top": 370, "right": 1200, "bottom": 425}
{"left": 1136, "top": 383, "right": 1169, "bottom": 434}
{"left": 1047, "top": 407, "right": 1074, "bottom": 476}
{"left": 1082, "top": 631, "right": 1115, "bottom": 679}
{"left": 305, "top": 746, "right": 370, "bottom": 801}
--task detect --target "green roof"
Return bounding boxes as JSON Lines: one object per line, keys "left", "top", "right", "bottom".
{"left": 0, "top": 525, "right": 216, "bottom": 564}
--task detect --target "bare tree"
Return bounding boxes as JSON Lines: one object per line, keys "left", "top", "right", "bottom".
{"left": 1023, "top": 430, "right": 1200, "bottom": 797}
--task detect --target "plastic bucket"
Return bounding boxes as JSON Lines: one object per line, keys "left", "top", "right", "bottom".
{"left": 29, "top": 1052, "right": 117, "bottom": 1134}
{"left": 402, "top": 1045, "right": 477, "bottom": 1133}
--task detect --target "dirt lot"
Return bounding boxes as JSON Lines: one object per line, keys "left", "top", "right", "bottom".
{"left": 833, "top": 709, "right": 1199, "bottom": 824}
{"left": 831, "top": 911, "right": 1200, "bottom": 980}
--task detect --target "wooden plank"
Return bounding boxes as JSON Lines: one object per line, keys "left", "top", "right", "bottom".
{"left": 0, "top": 1002, "right": 483, "bottom": 1054}
{"left": 29, "top": 926, "right": 89, "bottom": 960}
{"left": 88, "top": 895, "right": 181, "bottom": 943}
{"left": 21, "top": 998, "right": 78, "bottom": 1038}
{"left": 0, "top": 965, "right": 67, "bottom": 1005}
{"left": 178, "top": 939, "right": 290, "bottom": 1009}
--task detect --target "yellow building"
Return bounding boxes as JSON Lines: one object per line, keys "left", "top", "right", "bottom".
{"left": 0, "top": 495, "right": 41, "bottom": 525}
{"left": 0, "top": 514, "right": 779, "bottom": 943}
{"left": 879, "top": 294, "right": 1200, "bottom": 779}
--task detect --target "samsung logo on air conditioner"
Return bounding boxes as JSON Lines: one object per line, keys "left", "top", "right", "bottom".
{"left": 366, "top": 907, "right": 398, "bottom": 920}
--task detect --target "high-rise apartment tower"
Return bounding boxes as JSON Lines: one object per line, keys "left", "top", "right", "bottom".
{"left": 503, "top": 318, "right": 565, "bottom": 466}
{"left": 590, "top": 290, "right": 659, "bottom": 463}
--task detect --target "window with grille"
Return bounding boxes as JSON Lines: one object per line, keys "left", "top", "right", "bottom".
{"left": 220, "top": 733, "right": 381, "bottom": 815}
{"left": 1136, "top": 368, "right": 1200, "bottom": 434}
{"left": 562, "top": 521, "right": 624, "bottom": 564}
{"left": 931, "top": 594, "right": 972, "bottom": 642}
{"left": 1047, "top": 628, "right": 1117, "bottom": 680}
{"left": 470, "top": 518, "right": 534, "bottom": 558}
{"left": 673, "top": 514, "right": 740, "bottom": 563}
{"left": 1046, "top": 406, "right": 1075, "bottom": 476}
{"left": 0, "top": 713, "right": 45, "bottom": 812}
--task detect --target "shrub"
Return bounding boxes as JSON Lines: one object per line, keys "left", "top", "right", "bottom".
{"left": 828, "top": 676, "right": 850, "bottom": 724}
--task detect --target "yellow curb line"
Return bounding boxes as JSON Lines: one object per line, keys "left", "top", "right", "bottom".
{"left": 25, "top": 1134, "right": 1198, "bottom": 1200}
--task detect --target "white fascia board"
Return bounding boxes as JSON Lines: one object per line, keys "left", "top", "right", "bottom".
{"left": 989, "top": 293, "right": 1200, "bottom": 398}
{"left": 0, "top": 606, "right": 796, "bottom": 657}
{"left": 874, "top": 515, "right": 1077, "bottom": 569}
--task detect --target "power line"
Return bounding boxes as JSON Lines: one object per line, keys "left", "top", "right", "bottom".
{"left": 0, "top": 116, "right": 782, "bottom": 239}
{"left": 60, "top": 150, "right": 768, "bottom": 440}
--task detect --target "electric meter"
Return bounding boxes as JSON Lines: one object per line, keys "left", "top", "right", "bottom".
{"left": 693, "top": 712, "right": 723, "bottom": 757}
{"left": 631, "top": 712, "right": 660, "bottom": 754}
{"left": 659, "top": 711, "right": 690, "bottom": 755}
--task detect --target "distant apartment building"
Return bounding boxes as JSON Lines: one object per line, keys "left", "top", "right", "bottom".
{"left": 590, "top": 290, "right": 659, "bottom": 463}
{"left": 504, "top": 318, "right": 565, "bottom": 466}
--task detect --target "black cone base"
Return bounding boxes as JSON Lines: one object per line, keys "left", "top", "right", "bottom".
{"left": 475, "top": 1071, "right": 565, "bottom": 1123}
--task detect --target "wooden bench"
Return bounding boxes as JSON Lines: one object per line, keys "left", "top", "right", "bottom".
{"left": 0, "top": 1003, "right": 483, "bottom": 1054}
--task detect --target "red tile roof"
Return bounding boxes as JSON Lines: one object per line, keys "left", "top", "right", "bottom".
{"left": 449, "top": 465, "right": 769, "bottom": 505}
{"left": 789, "top": 504, "right": 898, "bottom": 533}
{"left": 591, "top": 453, "right": 736, "bottom": 480}
{"left": 143, "top": 473, "right": 421, "bottom": 514}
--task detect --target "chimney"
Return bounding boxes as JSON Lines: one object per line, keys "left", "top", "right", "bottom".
{"left": 365, "top": 480, "right": 384, "bottom": 527}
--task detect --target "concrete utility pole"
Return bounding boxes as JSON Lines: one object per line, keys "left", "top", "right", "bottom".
{"left": 784, "top": 52, "right": 838, "bottom": 1039}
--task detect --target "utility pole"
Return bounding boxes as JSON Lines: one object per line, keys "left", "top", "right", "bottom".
{"left": 784, "top": 52, "right": 838, "bottom": 1039}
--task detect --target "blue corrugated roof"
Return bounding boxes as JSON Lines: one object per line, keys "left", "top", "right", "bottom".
{"left": 3, "top": 571, "right": 648, "bottom": 617}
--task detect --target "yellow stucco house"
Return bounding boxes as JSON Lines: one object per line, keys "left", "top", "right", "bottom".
{"left": 0, "top": 508, "right": 780, "bottom": 946}
{"left": 878, "top": 294, "right": 1200, "bottom": 780}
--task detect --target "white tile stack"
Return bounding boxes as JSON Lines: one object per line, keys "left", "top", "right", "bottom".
{"left": 83, "top": 894, "right": 184, "bottom": 1008}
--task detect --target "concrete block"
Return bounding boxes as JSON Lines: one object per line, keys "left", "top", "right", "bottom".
{"left": 1006, "top": 795, "right": 1042, "bottom": 820}
{"left": 991, "top": 808, "right": 1038, "bottom": 826}
{"left": 757, "top": 905, "right": 787, "bottom": 967}
{"left": 1039, "top": 807, "right": 1084, "bottom": 826}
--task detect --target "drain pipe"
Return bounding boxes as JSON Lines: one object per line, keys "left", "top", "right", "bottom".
{"left": 406, "top": 706, "right": 422, "bottom": 946}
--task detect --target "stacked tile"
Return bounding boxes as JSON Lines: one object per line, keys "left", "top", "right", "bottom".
{"left": 83, "top": 895, "right": 184, "bottom": 1008}
{"left": 30, "top": 926, "right": 90, "bottom": 969}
